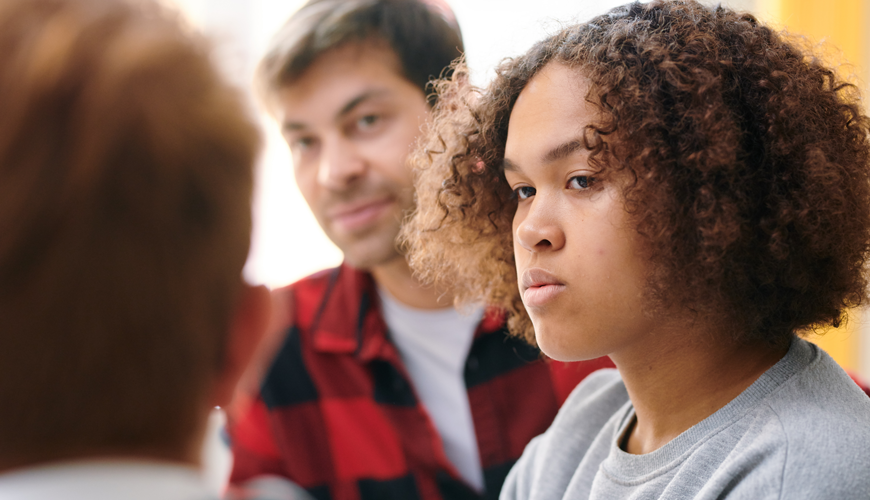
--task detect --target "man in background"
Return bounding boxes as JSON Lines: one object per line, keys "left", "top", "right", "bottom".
{"left": 228, "top": 1, "right": 613, "bottom": 499}
{"left": 0, "top": 0, "right": 275, "bottom": 497}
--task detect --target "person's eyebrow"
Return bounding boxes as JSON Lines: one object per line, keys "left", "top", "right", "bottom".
{"left": 502, "top": 157, "right": 521, "bottom": 172}
{"left": 502, "top": 138, "right": 586, "bottom": 172}
{"left": 336, "top": 89, "right": 388, "bottom": 119}
{"left": 543, "top": 139, "right": 585, "bottom": 163}
{"left": 281, "top": 89, "right": 390, "bottom": 133}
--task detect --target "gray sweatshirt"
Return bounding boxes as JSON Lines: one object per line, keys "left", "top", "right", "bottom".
{"left": 501, "top": 338, "right": 870, "bottom": 500}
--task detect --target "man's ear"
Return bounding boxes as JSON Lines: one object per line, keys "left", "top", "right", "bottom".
{"left": 210, "top": 282, "right": 272, "bottom": 409}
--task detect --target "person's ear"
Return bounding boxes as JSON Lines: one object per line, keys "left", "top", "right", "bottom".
{"left": 210, "top": 282, "right": 271, "bottom": 409}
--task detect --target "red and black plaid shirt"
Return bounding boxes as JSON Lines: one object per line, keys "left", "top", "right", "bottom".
{"left": 228, "top": 264, "right": 614, "bottom": 500}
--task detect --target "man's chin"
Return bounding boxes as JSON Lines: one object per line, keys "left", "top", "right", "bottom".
{"left": 326, "top": 221, "right": 406, "bottom": 271}
{"left": 337, "top": 242, "right": 404, "bottom": 271}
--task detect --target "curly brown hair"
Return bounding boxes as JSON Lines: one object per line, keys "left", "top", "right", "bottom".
{"left": 401, "top": 0, "right": 870, "bottom": 348}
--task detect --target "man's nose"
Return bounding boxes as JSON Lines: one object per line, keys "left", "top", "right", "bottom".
{"left": 316, "top": 137, "right": 366, "bottom": 190}
{"left": 515, "top": 198, "right": 566, "bottom": 253}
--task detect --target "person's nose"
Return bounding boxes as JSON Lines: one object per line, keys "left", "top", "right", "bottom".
{"left": 515, "top": 197, "right": 566, "bottom": 253}
{"left": 316, "top": 136, "right": 366, "bottom": 190}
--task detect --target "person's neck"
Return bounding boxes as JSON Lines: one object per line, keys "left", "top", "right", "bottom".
{"left": 612, "top": 318, "right": 788, "bottom": 455}
{"left": 370, "top": 256, "right": 452, "bottom": 310}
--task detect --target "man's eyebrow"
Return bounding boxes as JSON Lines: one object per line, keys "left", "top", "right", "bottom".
{"left": 281, "top": 89, "right": 390, "bottom": 133}
{"left": 282, "top": 121, "right": 305, "bottom": 133}
{"left": 336, "top": 90, "right": 388, "bottom": 118}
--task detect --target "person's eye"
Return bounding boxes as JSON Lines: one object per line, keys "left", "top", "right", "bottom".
{"left": 513, "top": 186, "right": 536, "bottom": 200}
{"left": 357, "top": 114, "right": 379, "bottom": 130}
{"left": 567, "top": 176, "right": 594, "bottom": 190}
{"left": 290, "top": 136, "right": 316, "bottom": 151}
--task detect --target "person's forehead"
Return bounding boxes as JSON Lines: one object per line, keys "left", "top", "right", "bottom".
{"left": 274, "top": 42, "right": 422, "bottom": 122}
{"left": 505, "top": 63, "right": 594, "bottom": 159}
{"left": 320, "top": 40, "right": 404, "bottom": 74}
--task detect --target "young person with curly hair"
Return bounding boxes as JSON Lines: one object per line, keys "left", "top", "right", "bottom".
{"left": 402, "top": 0, "right": 870, "bottom": 498}
{"left": 228, "top": 1, "right": 609, "bottom": 498}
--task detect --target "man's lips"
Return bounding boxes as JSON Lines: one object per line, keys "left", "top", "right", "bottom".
{"left": 521, "top": 268, "right": 566, "bottom": 308}
{"left": 327, "top": 197, "right": 394, "bottom": 232}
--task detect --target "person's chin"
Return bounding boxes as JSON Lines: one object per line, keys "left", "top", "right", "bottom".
{"left": 534, "top": 322, "right": 601, "bottom": 362}
{"left": 337, "top": 235, "right": 402, "bottom": 270}
{"left": 533, "top": 323, "right": 567, "bottom": 360}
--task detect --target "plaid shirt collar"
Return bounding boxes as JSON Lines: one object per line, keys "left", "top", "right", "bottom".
{"left": 308, "top": 263, "right": 505, "bottom": 361}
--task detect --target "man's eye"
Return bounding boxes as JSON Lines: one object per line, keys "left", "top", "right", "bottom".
{"left": 513, "top": 186, "right": 536, "bottom": 200}
{"left": 357, "top": 115, "right": 379, "bottom": 129}
{"left": 290, "top": 136, "right": 315, "bottom": 151}
{"left": 568, "top": 176, "right": 594, "bottom": 189}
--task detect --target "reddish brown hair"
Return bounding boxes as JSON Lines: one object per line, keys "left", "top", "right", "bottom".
{"left": 402, "top": 0, "right": 870, "bottom": 348}
{"left": 0, "top": 0, "right": 259, "bottom": 466}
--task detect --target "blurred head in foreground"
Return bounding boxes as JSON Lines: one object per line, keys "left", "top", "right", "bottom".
{"left": 402, "top": 0, "right": 870, "bottom": 359}
{"left": 0, "top": 0, "right": 268, "bottom": 470}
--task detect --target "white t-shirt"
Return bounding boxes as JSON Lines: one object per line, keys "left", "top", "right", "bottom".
{"left": 378, "top": 287, "right": 486, "bottom": 492}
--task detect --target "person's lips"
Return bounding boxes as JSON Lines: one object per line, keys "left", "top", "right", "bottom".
{"left": 328, "top": 197, "right": 393, "bottom": 232}
{"left": 521, "top": 268, "right": 566, "bottom": 308}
